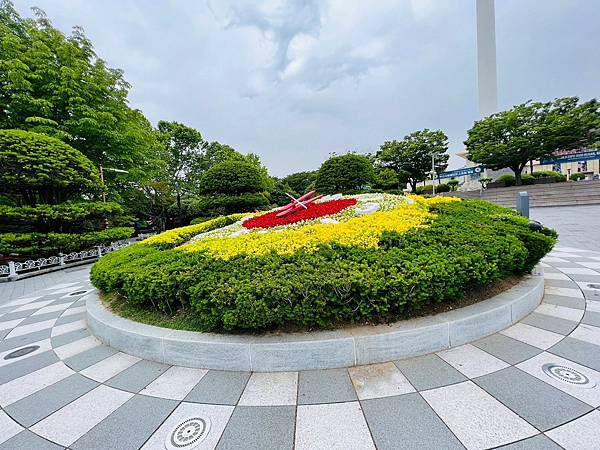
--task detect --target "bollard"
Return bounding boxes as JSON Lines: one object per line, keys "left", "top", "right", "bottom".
{"left": 516, "top": 191, "right": 529, "bottom": 218}
{"left": 8, "top": 261, "right": 17, "bottom": 278}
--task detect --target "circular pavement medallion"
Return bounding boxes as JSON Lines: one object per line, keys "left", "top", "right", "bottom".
{"left": 165, "top": 417, "right": 211, "bottom": 450}
{"left": 542, "top": 363, "right": 596, "bottom": 388}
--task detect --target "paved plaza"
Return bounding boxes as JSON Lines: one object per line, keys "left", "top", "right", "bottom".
{"left": 532, "top": 205, "right": 600, "bottom": 253}
{"left": 1, "top": 244, "right": 600, "bottom": 448}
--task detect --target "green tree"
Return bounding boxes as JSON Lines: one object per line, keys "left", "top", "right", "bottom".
{"left": 316, "top": 153, "right": 375, "bottom": 194}
{"left": 0, "top": 2, "right": 155, "bottom": 170}
{"left": 377, "top": 129, "right": 449, "bottom": 193}
{"left": 281, "top": 171, "right": 318, "bottom": 194}
{"left": 465, "top": 97, "right": 600, "bottom": 185}
{"left": 0, "top": 129, "right": 101, "bottom": 206}
{"left": 374, "top": 167, "right": 400, "bottom": 190}
{"left": 156, "top": 121, "right": 204, "bottom": 209}
{"left": 199, "top": 160, "right": 268, "bottom": 195}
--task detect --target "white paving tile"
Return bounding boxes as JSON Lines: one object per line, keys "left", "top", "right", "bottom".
{"left": 42, "top": 282, "right": 80, "bottom": 291}
{"left": 31, "top": 384, "right": 132, "bottom": 447}
{"left": 51, "top": 319, "right": 86, "bottom": 337}
{"left": 550, "top": 252, "right": 583, "bottom": 258}
{"left": 500, "top": 323, "right": 564, "bottom": 349}
{"left": 295, "top": 402, "right": 375, "bottom": 450}
{"left": 80, "top": 352, "right": 141, "bottom": 382}
{"left": 577, "top": 261, "right": 600, "bottom": 270}
{"left": 348, "top": 362, "right": 415, "bottom": 399}
{"left": 0, "top": 362, "right": 74, "bottom": 406}
{"left": 543, "top": 271, "right": 571, "bottom": 281}
{"left": 141, "top": 402, "right": 234, "bottom": 450}
{"left": 0, "top": 338, "right": 52, "bottom": 368}
{"left": 570, "top": 324, "right": 600, "bottom": 346}
{"left": 539, "top": 262, "right": 551, "bottom": 268}
{"left": 535, "top": 303, "right": 584, "bottom": 322}
{"left": 437, "top": 344, "right": 509, "bottom": 378}
{"left": 2, "top": 296, "right": 42, "bottom": 308}
{"left": 45, "top": 285, "right": 84, "bottom": 295}
{"left": 0, "top": 410, "right": 23, "bottom": 445}
{"left": 554, "top": 247, "right": 592, "bottom": 253}
{"left": 546, "top": 410, "right": 600, "bottom": 450}
{"left": 517, "top": 352, "right": 600, "bottom": 407}
{"left": 543, "top": 256, "right": 569, "bottom": 263}
{"left": 556, "top": 267, "right": 599, "bottom": 276}
{"left": 31, "top": 302, "right": 74, "bottom": 316}
{"left": 544, "top": 286, "right": 584, "bottom": 299}
{"left": 140, "top": 366, "right": 207, "bottom": 400}
{"left": 61, "top": 305, "right": 86, "bottom": 317}
{"left": 0, "top": 317, "right": 25, "bottom": 331}
{"left": 238, "top": 371, "right": 298, "bottom": 406}
{"left": 586, "top": 301, "right": 600, "bottom": 313}
{"left": 12, "top": 299, "right": 55, "bottom": 313}
{"left": 54, "top": 335, "right": 101, "bottom": 360}
{"left": 421, "top": 381, "right": 537, "bottom": 450}
{"left": 5, "top": 318, "right": 56, "bottom": 339}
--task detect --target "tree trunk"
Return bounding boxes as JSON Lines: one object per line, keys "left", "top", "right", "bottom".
{"left": 409, "top": 179, "right": 417, "bottom": 193}
{"left": 513, "top": 168, "right": 523, "bottom": 186}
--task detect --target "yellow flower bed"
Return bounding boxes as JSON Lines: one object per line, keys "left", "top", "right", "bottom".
{"left": 179, "top": 203, "right": 433, "bottom": 260}
{"left": 407, "top": 194, "right": 462, "bottom": 206}
{"left": 142, "top": 213, "right": 246, "bottom": 247}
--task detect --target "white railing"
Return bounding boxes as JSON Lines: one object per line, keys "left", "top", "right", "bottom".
{"left": 0, "top": 240, "right": 131, "bottom": 279}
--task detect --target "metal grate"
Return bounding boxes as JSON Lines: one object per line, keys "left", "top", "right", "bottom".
{"left": 4, "top": 345, "right": 40, "bottom": 360}
{"left": 542, "top": 363, "right": 596, "bottom": 388}
{"left": 165, "top": 417, "right": 211, "bottom": 450}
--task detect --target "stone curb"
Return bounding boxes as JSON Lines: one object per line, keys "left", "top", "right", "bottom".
{"left": 86, "top": 267, "right": 544, "bottom": 372}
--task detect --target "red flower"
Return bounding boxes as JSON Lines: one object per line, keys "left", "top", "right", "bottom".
{"left": 243, "top": 198, "right": 357, "bottom": 229}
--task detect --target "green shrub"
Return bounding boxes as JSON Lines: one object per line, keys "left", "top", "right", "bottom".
{"left": 91, "top": 201, "right": 556, "bottom": 332}
{"left": 0, "top": 227, "right": 134, "bottom": 257}
{"left": 417, "top": 183, "right": 450, "bottom": 194}
{"left": 570, "top": 173, "right": 587, "bottom": 181}
{"left": 494, "top": 174, "right": 516, "bottom": 186}
{"left": 199, "top": 160, "right": 267, "bottom": 195}
{"left": 521, "top": 173, "right": 535, "bottom": 185}
{"left": 531, "top": 171, "right": 567, "bottom": 182}
{"left": 178, "top": 193, "right": 270, "bottom": 221}
{"left": 316, "top": 153, "right": 375, "bottom": 194}
{"left": 447, "top": 179, "right": 460, "bottom": 191}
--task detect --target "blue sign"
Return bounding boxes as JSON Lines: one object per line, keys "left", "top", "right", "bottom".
{"left": 540, "top": 149, "right": 600, "bottom": 165}
{"left": 438, "top": 166, "right": 484, "bottom": 179}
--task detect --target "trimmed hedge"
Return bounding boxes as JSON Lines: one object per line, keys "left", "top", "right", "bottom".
{"left": 90, "top": 201, "right": 556, "bottom": 332}
{"left": 0, "top": 227, "right": 134, "bottom": 257}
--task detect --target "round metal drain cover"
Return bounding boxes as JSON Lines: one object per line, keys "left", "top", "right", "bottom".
{"left": 69, "top": 290, "right": 88, "bottom": 296}
{"left": 3, "top": 345, "right": 40, "bottom": 360}
{"left": 542, "top": 363, "right": 596, "bottom": 388}
{"left": 165, "top": 417, "right": 211, "bottom": 450}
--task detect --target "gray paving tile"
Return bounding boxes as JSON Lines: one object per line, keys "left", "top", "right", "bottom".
{"left": 543, "top": 293, "right": 585, "bottom": 310}
{"left": 71, "top": 394, "right": 177, "bottom": 450}
{"left": 50, "top": 328, "right": 90, "bottom": 348}
{"left": 0, "top": 329, "right": 51, "bottom": 352}
{"left": 362, "top": 392, "right": 463, "bottom": 449}
{"left": 62, "top": 344, "right": 118, "bottom": 371}
{"left": 0, "top": 350, "right": 59, "bottom": 384}
{"left": 496, "top": 434, "right": 563, "bottom": 449}
{"left": 54, "top": 311, "right": 85, "bottom": 326}
{"left": 0, "top": 329, "right": 9, "bottom": 340}
{"left": 521, "top": 312, "right": 578, "bottom": 335}
{"left": 106, "top": 359, "right": 169, "bottom": 392}
{"left": 474, "top": 366, "right": 592, "bottom": 431}
{"left": 216, "top": 406, "right": 295, "bottom": 450}
{"left": 472, "top": 333, "right": 542, "bottom": 365}
{"left": 298, "top": 368, "right": 357, "bottom": 404}
{"left": 19, "top": 310, "right": 64, "bottom": 325}
{"left": 549, "top": 336, "right": 600, "bottom": 372}
{"left": 0, "top": 430, "right": 63, "bottom": 450}
{"left": 394, "top": 354, "right": 467, "bottom": 391}
{"left": 0, "top": 309, "right": 34, "bottom": 322}
{"left": 583, "top": 311, "right": 600, "bottom": 327}
{"left": 544, "top": 278, "right": 581, "bottom": 289}
{"left": 5, "top": 373, "right": 98, "bottom": 427}
{"left": 185, "top": 370, "right": 250, "bottom": 405}
{"left": 565, "top": 273, "right": 600, "bottom": 283}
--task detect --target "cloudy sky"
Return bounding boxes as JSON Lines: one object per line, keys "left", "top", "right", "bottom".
{"left": 16, "top": 0, "right": 600, "bottom": 176}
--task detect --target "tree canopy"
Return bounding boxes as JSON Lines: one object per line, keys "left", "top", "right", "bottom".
{"left": 200, "top": 160, "right": 268, "bottom": 195}
{"left": 0, "top": 1, "right": 156, "bottom": 169}
{"left": 316, "top": 153, "right": 375, "bottom": 194}
{"left": 465, "top": 97, "right": 600, "bottom": 184}
{"left": 0, "top": 129, "right": 101, "bottom": 206}
{"left": 281, "top": 171, "right": 317, "bottom": 194}
{"left": 377, "top": 129, "right": 449, "bottom": 192}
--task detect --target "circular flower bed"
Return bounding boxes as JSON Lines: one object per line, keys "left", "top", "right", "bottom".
{"left": 90, "top": 194, "right": 557, "bottom": 333}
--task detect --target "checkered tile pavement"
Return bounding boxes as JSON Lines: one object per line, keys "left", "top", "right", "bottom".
{"left": 1, "top": 247, "right": 600, "bottom": 449}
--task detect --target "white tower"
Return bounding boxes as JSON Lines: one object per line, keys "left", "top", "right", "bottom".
{"left": 476, "top": 0, "right": 498, "bottom": 118}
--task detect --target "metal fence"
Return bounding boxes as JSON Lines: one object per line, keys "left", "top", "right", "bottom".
{"left": 0, "top": 240, "right": 132, "bottom": 279}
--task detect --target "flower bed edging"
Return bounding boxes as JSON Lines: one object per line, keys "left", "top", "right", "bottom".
{"left": 85, "top": 266, "right": 544, "bottom": 372}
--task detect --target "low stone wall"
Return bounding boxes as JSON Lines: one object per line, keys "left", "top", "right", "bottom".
{"left": 86, "top": 267, "right": 544, "bottom": 371}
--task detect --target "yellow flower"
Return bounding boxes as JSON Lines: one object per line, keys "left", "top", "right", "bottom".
{"left": 407, "top": 194, "right": 461, "bottom": 206}
{"left": 178, "top": 204, "right": 433, "bottom": 260}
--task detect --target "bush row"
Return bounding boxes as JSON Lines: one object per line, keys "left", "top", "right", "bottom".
{"left": 90, "top": 201, "right": 556, "bottom": 332}
{"left": 0, "top": 227, "right": 135, "bottom": 257}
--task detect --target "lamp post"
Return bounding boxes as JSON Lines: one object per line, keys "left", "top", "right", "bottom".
{"left": 431, "top": 154, "right": 437, "bottom": 196}
{"left": 99, "top": 165, "right": 129, "bottom": 203}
